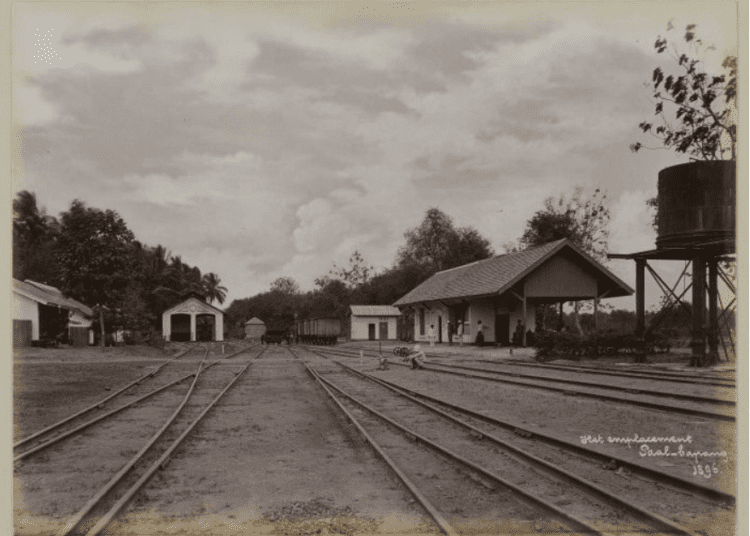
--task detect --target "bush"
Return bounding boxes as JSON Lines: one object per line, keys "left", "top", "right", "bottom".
{"left": 533, "top": 330, "right": 654, "bottom": 361}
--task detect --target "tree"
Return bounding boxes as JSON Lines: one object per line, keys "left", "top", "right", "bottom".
{"left": 57, "top": 200, "right": 136, "bottom": 348}
{"left": 519, "top": 188, "right": 610, "bottom": 263}
{"left": 631, "top": 23, "right": 737, "bottom": 161}
{"left": 396, "top": 208, "right": 494, "bottom": 274}
{"left": 270, "top": 277, "right": 300, "bottom": 295}
{"left": 201, "top": 272, "right": 227, "bottom": 305}
{"left": 518, "top": 188, "right": 611, "bottom": 334}
{"left": 330, "top": 250, "right": 375, "bottom": 289}
{"left": 12, "top": 190, "right": 61, "bottom": 284}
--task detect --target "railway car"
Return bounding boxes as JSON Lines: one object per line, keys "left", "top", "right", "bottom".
{"left": 296, "top": 317, "right": 341, "bottom": 345}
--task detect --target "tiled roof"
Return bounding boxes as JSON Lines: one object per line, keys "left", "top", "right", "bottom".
{"left": 393, "top": 239, "right": 633, "bottom": 306}
{"left": 350, "top": 305, "right": 402, "bottom": 317}
{"left": 245, "top": 317, "right": 265, "bottom": 325}
{"left": 13, "top": 279, "right": 94, "bottom": 316}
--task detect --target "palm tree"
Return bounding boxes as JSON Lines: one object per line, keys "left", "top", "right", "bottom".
{"left": 201, "top": 272, "right": 227, "bottom": 305}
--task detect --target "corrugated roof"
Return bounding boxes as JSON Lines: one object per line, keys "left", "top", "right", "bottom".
{"left": 13, "top": 279, "right": 94, "bottom": 316}
{"left": 393, "top": 239, "right": 633, "bottom": 306}
{"left": 245, "top": 317, "right": 265, "bottom": 325}
{"left": 350, "top": 305, "right": 402, "bottom": 317}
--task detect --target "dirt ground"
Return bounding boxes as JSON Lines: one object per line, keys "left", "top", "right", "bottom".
{"left": 14, "top": 345, "right": 433, "bottom": 536}
{"left": 13, "top": 342, "right": 738, "bottom": 535}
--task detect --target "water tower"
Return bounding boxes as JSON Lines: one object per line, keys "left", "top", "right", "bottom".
{"left": 609, "top": 160, "right": 736, "bottom": 366}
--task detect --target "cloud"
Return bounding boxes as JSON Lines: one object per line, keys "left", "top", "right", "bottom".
{"left": 12, "top": 3, "right": 736, "bottom": 308}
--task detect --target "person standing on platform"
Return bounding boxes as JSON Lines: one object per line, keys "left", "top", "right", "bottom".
{"left": 428, "top": 324, "right": 435, "bottom": 347}
{"left": 457, "top": 321, "right": 464, "bottom": 347}
{"left": 475, "top": 320, "right": 485, "bottom": 347}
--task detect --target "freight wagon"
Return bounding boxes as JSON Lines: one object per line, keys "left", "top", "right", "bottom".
{"left": 295, "top": 317, "right": 341, "bottom": 345}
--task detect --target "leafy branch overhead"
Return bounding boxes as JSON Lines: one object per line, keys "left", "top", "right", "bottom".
{"left": 631, "top": 23, "right": 737, "bottom": 161}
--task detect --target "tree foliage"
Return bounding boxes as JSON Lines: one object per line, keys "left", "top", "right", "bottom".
{"left": 396, "top": 208, "right": 494, "bottom": 274}
{"left": 329, "top": 250, "right": 374, "bottom": 288}
{"left": 13, "top": 192, "right": 229, "bottom": 341}
{"left": 13, "top": 190, "right": 61, "bottom": 284}
{"left": 631, "top": 23, "right": 737, "bottom": 161}
{"left": 519, "top": 188, "right": 611, "bottom": 262}
{"left": 270, "top": 277, "right": 301, "bottom": 295}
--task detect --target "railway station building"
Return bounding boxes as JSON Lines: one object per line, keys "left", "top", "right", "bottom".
{"left": 162, "top": 292, "right": 225, "bottom": 342}
{"left": 349, "top": 305, "right": 401, "bottom": 341}
{"left": 393, "top": 239, "right": 633, "bottom": 346}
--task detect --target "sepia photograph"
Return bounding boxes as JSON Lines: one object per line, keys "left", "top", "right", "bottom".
{"left": 10, "top": 1, "right": 741, "bottom": 535}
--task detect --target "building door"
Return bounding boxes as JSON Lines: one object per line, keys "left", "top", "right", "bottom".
{"left": 495, "top": 314, "right": 510, "bottom": 345}
{"left": 379, "top": 322, "right": 388, "bottom": 340}
{"left": 438, "top": 316, "right": 442, "bottom": 343}
{"left": 171, "top": 314, "right": 191, "bottom": 342}
{"left": 368, "top": 323, "right": 376, "bottom": 340}
{"left": 196, "top": 314, "right": 215, "bottom": 341}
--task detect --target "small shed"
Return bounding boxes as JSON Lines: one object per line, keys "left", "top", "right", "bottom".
{"left": 245, "top": 317, "right": 267, "bottom": 340}
{"left": 349, "top": 305, "right": 401, "bottom": 341}
{"left": 162, "top": 292, "right": 225, "bottom": 342}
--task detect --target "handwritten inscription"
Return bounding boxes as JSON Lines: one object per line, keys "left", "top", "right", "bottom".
{"left": 579, "top": 433, "right": 693, "bottom": 447}
{"left": 580, "top": 433, "right": 728, "bottom": 473}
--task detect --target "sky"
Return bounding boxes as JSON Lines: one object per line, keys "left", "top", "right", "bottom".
{"left": 11, "top": 1, "right": 739, "bottom": 310}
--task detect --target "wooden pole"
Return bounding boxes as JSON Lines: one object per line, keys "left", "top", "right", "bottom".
{"left": 707, "top": 259, "right": 719, "bottom": 365}
{"left": 691, "top": 257, "right": 706, "bottom": 367}
{"left": 635, "top": 259, "right": 645, "bottom": 337}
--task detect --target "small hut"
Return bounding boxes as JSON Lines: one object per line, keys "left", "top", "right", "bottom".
{"left": 245, "top": 317, "right": 267, "bottom": 340}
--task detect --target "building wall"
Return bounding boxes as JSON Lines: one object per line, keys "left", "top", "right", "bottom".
{"left": 525, "top": 256, "right": 597, "bottom": 298}
{"left": 351, "top": 316, "right": 398, "bottom": 340}
{"left": 162, "top": 298, "right": 224, "bottom": 342}
{"left": 13, "top": 292, "right": 40, "bottom": 340}
{"left": 411, "top": 304, "right": 451, "bottom": 344}
{"left": 245, "top": 324, "right": 266, "bottom": 339}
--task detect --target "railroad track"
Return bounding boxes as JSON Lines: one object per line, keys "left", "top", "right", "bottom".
{"left": 306, "top": 346, "right": 735, "bottom": 423}
{"left": 296, "top": 346, "right": 728, "bottom": 535}
{"left": 495, "top": 359, "right": 736, "bottom": 388}
{"left": 14, "top": 343, "right": 257, "bottom": 460}
{"left": 15, "top": 342, "right": 263, "bottom": 536}
{"left": 339, "top": 342, "right": 735, "bottom": 388}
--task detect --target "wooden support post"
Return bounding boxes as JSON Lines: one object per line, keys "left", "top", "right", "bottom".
{"left": 635, "top": 259, "right": 645, "bottom": 337}
{"left": 593, "top": 297, "right": 598, "bottom": 330}
{"left": 691, "top": 257, "right": 706, "bottom": 366}
{"left": 707, "top": 259, "right": 719, "bottom": 365}
{"left": 522, "top": 294, "right": 527, "bottom": 347}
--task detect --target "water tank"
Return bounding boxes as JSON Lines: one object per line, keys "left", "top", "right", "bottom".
{"left": 656, "top": 161, "right": 735, "bottom": 250}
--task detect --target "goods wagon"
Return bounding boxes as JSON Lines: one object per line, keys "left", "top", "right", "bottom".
{"left": 295, "top": 317, "right": 341, "bottom": 345}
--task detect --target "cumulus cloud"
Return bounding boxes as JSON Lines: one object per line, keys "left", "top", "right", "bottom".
{"left": 12, "top": 3, "right": 737, "bottom": 306}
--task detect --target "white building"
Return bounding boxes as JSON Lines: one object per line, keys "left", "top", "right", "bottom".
{"left": 349, "top": 305, "right": 401, "bottom": 341}
{"left": 162, "top": 292, "right": 225, "bottom": 342}
{"left": 12, "top": 279, "right": 94, "bottom": 346}
{"left": 244, "top": 317, "right": 266, "bottom": 340}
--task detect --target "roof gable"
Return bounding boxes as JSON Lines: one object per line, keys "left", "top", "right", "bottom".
{"left": 163, "top": 297, "right": 225, "bottom": 316}
{"left": 13, "top": 279, "right": 94, "bottom": 316}
{"left": 350, "top": 305, "right": 401, "bottom": 317}
{"left": 393, "top": 239, "right": 633, "bottom": 306}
